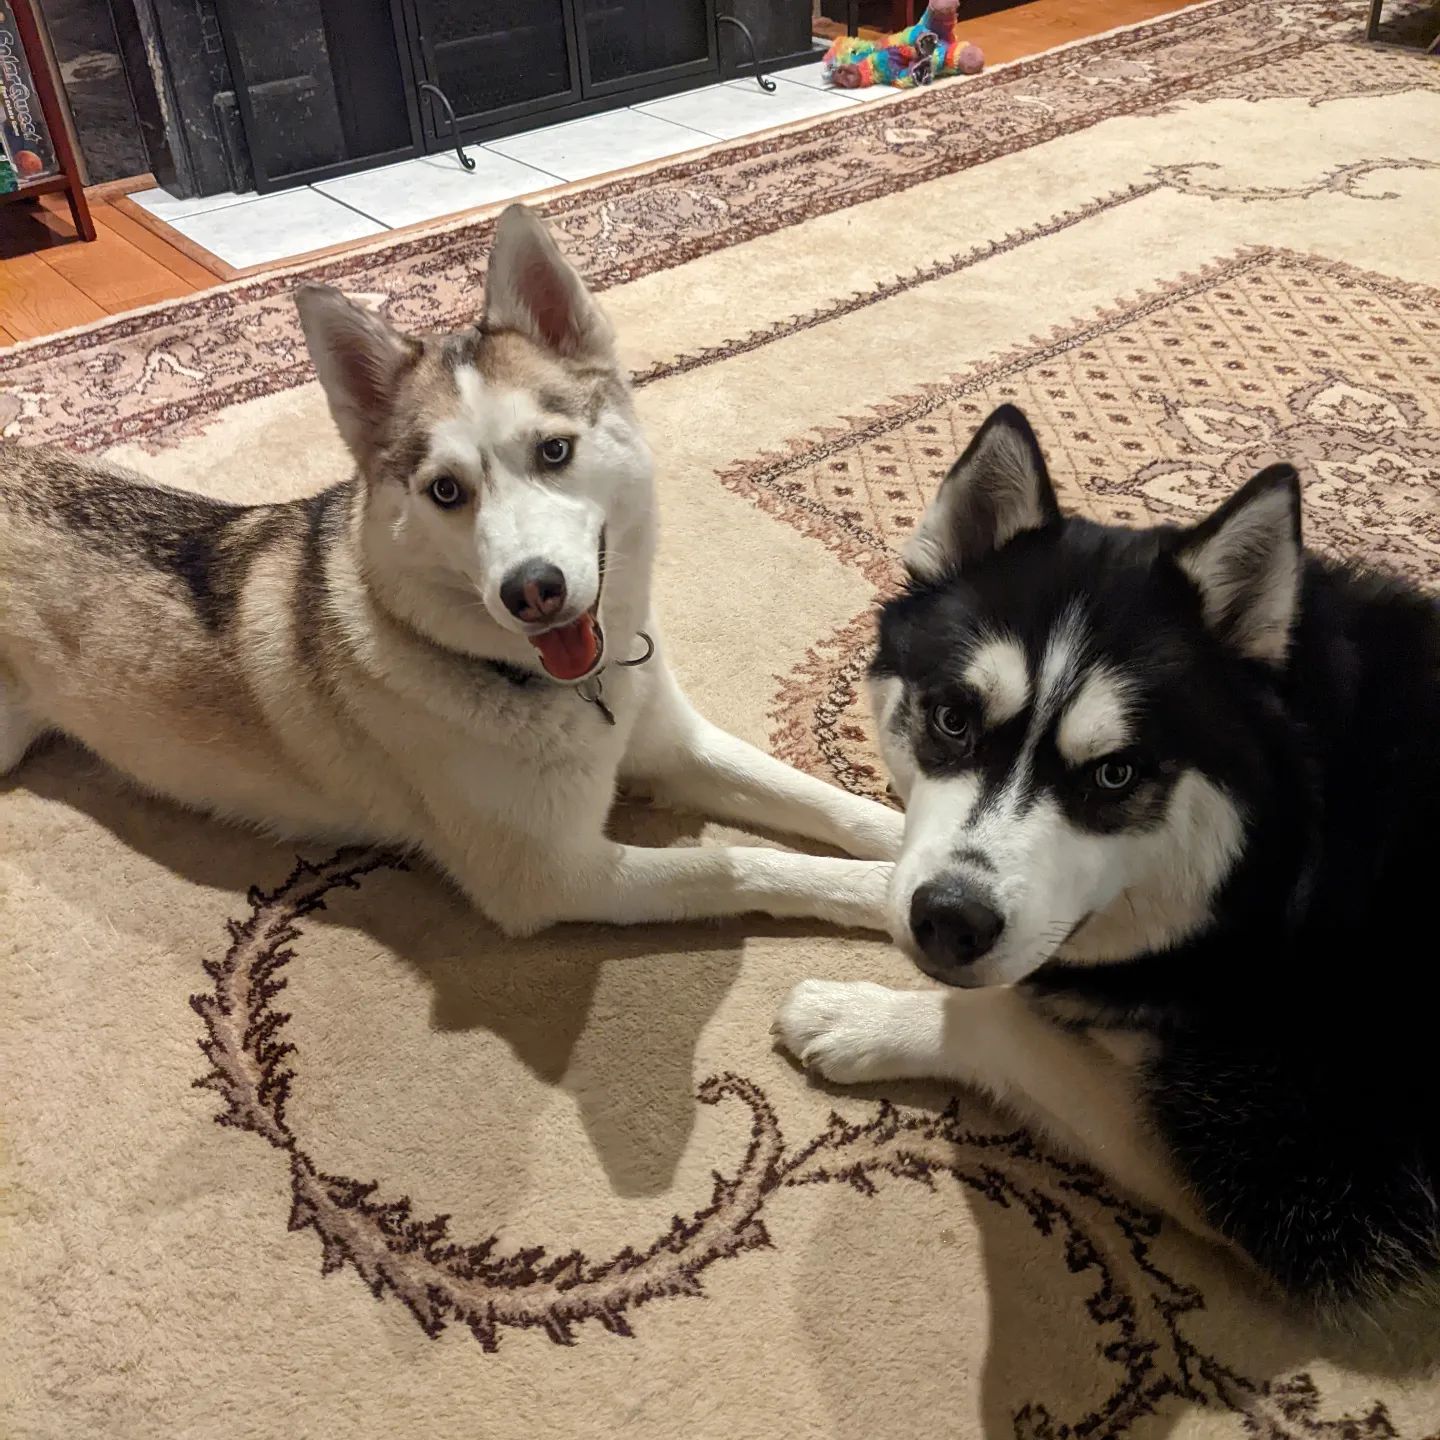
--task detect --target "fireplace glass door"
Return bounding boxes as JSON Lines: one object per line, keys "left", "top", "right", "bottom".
{"left": 220, "top": 0, "right": 723, "bottom": 188}
{"left": 401, "top": 0, "right": 717, "bottom": 150}
{"left": 576, "top": 0, "right": 714, "bottom": 93}
{"left": 408, "top": 0, "right": 579, "bottom": 133}
{"left": 215, "top": 0, "right": 420, "bottom": 190}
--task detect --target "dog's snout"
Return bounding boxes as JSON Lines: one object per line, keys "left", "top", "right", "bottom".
{"left": 500, "top": 560, "right": 567, "bottom": 622}
{"left": 909, "top": 879, "right": 1004, "bottom": 982}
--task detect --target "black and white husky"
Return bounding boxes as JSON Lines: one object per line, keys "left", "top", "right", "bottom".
{"left": 776, "top": 404, "right": 1440, "bottom": 1320}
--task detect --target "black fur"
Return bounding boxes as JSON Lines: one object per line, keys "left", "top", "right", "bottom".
{"left": 875, "top": 412, "right": 1440, "bottom": 1318}
{"left": 4, "top": 445, "right": 311, "bottom": 633}
{"left": 289, "top": 482, "right": 354, "bottom": 680}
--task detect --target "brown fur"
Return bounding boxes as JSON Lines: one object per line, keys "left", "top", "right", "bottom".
{"left": 0, "top": 204, "right": 903, "bottom": 943}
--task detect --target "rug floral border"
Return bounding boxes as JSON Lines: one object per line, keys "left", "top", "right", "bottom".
{"left": 191, "top": 852, "right": 1429, "bottom": 1440}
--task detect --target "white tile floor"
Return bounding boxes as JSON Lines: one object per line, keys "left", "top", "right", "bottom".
{"left": 633, "top": 77, "right": 852, "bottom": 140}
{"left": 485, "top": 106, "right": 714, "bottom": 183}
{"left": 129, "top": 65, "right": 884, "bottom": 270}
{"left": 312, "top": 148, "right": 560, "bottom": 230}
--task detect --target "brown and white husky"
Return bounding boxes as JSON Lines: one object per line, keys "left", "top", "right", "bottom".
{"left": 0, "top": 204, "right": 900, "bottom": 935}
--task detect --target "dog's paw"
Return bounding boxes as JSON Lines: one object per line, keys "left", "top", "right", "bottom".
{"left": 772, "top": 979, "right": 907, "bottom": 1085}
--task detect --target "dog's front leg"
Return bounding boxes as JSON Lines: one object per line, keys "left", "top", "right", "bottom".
{"left": 623, "top": 663, "right": 903, "bottom": 860}
{"left": 425, "top": 823, "right": 893, "bottom": 938}
{"left": 773, "top": 981, "right": 1214, "bottom": 1236}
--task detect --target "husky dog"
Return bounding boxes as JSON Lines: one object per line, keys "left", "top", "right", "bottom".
{"left": 776, "top": 404, "right": 1440, "bottom": 1319}
{"left": 0, "top": 205, "right": 902, "bottom": 936}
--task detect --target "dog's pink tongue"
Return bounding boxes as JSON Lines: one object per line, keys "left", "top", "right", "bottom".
{"left": 529, "top": 614, "right": 599, "bottom": 681}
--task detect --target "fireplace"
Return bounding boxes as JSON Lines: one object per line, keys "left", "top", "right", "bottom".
{"left": 134, "top": 0, "right": 813, "bottom": 197}
{"left": 415, "top": 0, "right": 718, "bottom": 121}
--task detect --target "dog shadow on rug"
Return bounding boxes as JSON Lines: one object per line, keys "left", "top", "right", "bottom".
{"left": 784, "top": 1070, "right": 1437, "bottom": 1440}
{"left": 8, "top": 742, "right": 828, "bottom": 1200}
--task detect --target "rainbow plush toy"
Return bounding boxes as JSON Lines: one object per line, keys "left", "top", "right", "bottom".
{"left": 823, "top": 0, "right": 983, "bottom": 89}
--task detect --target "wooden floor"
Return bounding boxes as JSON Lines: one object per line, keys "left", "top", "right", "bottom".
{"left": 814, "top": 0, "right": 1185, "bottom": 60}
{"left": 1, "top": 0, "right": 1190, "bottom": 349}
{"left": 0, "top": 187, "right": 223, "bottom": 344}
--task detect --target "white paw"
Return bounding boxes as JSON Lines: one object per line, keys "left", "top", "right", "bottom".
{"left": 772, "top": 979, "right": 908, "bottom": 1085}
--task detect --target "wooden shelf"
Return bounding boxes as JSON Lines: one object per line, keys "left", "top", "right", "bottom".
{"left": 1, "top": 174, "right": 70, "bottom": 204}
{"left": 1, "top": 0, "right": 96, "bottom": 243}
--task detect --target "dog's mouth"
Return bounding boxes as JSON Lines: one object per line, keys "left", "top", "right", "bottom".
{"left": 524, "top": 531, "right": 607, "bottom": 683}
{"left": 528, "top": 608, "right": 603, "bottom": 682}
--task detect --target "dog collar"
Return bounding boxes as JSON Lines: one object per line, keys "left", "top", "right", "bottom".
{"left": 483, "top": 657, "right": 538, "bottom": 688}
{"left": 483, "top": 630, "right": 655, "bottom": 726}
{"left": 572, "top": 630, "right": 655, "bottom": 725}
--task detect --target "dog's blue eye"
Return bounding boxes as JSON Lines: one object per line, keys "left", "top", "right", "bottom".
{"left": 539, "top": 437, "right": 572, "bottom": 467}
{"left": 929, "top": 705, "right": 971, "bottom": 745}
{"left": 1094, "top": 760, "right": 1136, "bottom": 793}
{"left": 428, "top": 475, "right": 464, "bottom": 508}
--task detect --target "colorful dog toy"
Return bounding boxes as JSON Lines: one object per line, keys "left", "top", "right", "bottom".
{"left": 823, "top": 0, "right": 983, "bottom": 89}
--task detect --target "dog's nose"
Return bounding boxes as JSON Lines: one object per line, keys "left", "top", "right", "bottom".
{"left": 909, "top": 879, "right": 1004, "bottom": 981}
{"left": 500, "top": 560, "right": 567, "bottom": 622}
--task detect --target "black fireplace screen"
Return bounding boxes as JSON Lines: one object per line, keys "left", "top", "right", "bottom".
{"left": 406, "top": 0, "right": 717, "bottom": 148}
{"left": 580, "top": 0, "right": 712, "bottom": 88}
{"left": 412, "top": 0, "right": 576, "bottom": 123}
{"left": 214, "top": 0, "right": 420, "bottom": 191}
{"left": 216, "top": 0, "right": 724, "bottom": 192}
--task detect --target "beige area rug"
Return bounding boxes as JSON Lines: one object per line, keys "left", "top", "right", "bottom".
{"left": 5, "top": 3, "right": 1440, "bottom": 1435}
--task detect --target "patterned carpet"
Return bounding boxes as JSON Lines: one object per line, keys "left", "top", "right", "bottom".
{"left": 3, "top": 3, "right": 1439, "bottom": 1436}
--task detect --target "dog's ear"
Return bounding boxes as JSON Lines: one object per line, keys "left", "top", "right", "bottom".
{"left": 295, "top": 285, "right": 418, "bottom": 470}
{"left": 482, "top": 204, "right": 614, "bottom": 361}
{"left": 1166, "top": 464, "right": 1302, "bottom": 666}
{"left": 904, "top": 405, "right": 1061, "bottom": 582}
